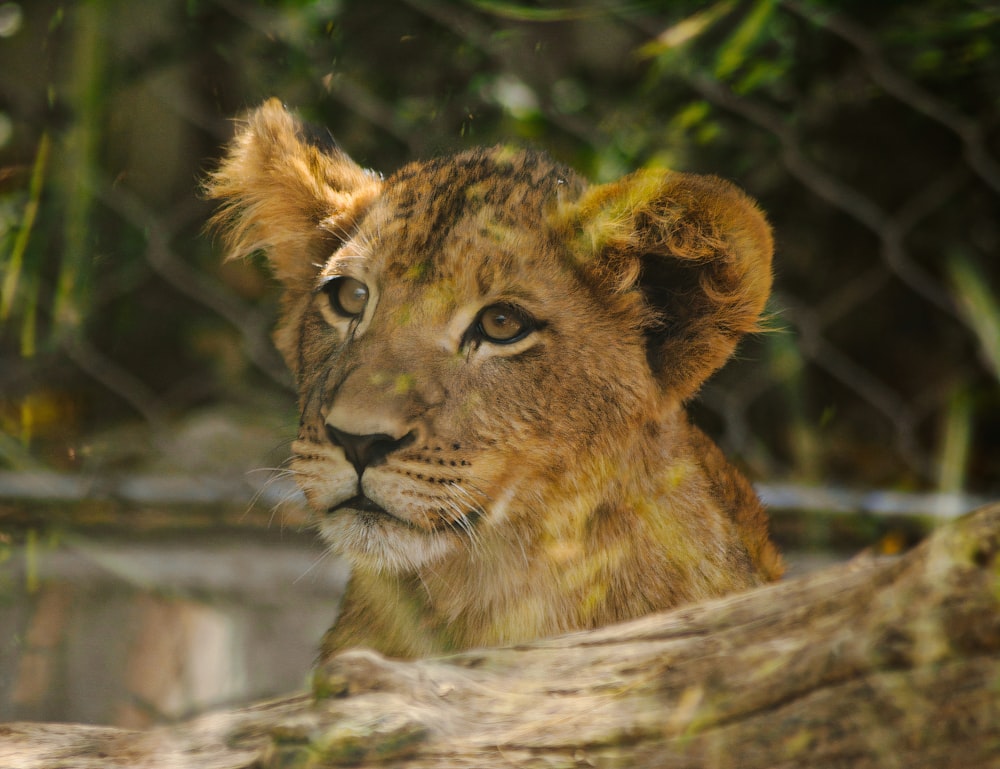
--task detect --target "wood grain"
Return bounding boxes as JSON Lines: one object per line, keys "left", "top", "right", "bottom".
{"left": 3, "top": 503, "right": 998, "bottom": 768}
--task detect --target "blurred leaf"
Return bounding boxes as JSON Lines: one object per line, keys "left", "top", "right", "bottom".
{"left": 638, "top": 1, "right": 735, "bottom": 60}
{"left": 466, "top": 0, "right": 610, "bottom": 22}
{"left": 734, "top": 58, "right": 784, "bottom": 95}
{"left": 673, "top": 100, "right": 711, "bottom": 129}
{"left": 714, "top": 0, "right": 775, "bottom": 80}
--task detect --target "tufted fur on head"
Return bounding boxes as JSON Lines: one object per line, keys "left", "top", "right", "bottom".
{"left": 206, "top": 100, "right": 781, "bottom": 661}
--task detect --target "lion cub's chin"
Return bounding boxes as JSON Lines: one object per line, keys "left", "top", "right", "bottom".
{"left": 317, "top": 509, "right": 458, "bottom": 573}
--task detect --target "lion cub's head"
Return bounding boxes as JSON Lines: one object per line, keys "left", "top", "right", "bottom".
{"left": 207, "top": 100, "right": 773, "bottom": 582}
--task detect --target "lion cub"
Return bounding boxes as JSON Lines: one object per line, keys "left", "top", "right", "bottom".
{"left": 208, "top": 100, "right": 782, "bottom": 660}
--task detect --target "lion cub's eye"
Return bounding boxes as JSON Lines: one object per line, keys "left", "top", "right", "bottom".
{"left": 322, "top": 277, "right": 369, "bottom": 318}
{"left": 476, "top": 303, "right": 533, "bottom": 344}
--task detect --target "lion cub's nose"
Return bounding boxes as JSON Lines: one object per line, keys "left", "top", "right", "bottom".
{"left": 326, "top": 425, "right": 414, "bottom": 476}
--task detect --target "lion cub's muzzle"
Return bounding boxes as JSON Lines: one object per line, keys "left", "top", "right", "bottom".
{"left": 323, "top": 423, "right": 417, "bottom": 516}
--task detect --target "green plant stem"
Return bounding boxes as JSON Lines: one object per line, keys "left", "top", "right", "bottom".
{"left": 52, "top": 1, "right": 107, "bottom": 338}
{"left": 1, "top": 133, "right": 50, "bottom": 326}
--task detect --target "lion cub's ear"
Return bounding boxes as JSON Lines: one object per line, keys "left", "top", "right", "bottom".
{"left": 573, "top": 169, "right": 773, "bottom": 402}
{"left": 205, "top": 99, "right": 381, "bottom": 289}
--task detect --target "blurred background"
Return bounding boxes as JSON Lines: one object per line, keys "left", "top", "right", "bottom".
{"left": 1, "top": 0, "right": 998, "bottom": 727}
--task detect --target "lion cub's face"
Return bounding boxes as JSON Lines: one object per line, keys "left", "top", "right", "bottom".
{"left": 208, "top": 100, "right": 774, "bottom": 578}
{"left": 288, "top": 151, "right": 657, "bottom": 572}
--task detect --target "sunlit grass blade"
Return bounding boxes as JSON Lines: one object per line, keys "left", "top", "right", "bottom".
{"left": 937, "top": 388, "right": 971, "bottom": 494}
{"left": 949, "top": 253, "right": 1000, "bottom": 382}
{"left": 1, "top": 133, "right": 50, "bottom": 323}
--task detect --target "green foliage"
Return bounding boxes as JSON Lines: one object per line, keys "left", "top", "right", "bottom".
{"left": 0, "top": 134, "right": 49, "bottom": 355}
{"left": 0, "top": 0, "right": 997, "bottom": 490}
{"left": 714, "top": 0, "right": 776, "bottom": 81}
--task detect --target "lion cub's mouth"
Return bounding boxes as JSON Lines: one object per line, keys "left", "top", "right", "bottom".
{"left": 329, "top": 495, "right": 414, "bottom": 528}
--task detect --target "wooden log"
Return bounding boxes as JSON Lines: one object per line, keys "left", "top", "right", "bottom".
{"left": 3, "top": 502, "right": 999, "bottom": 769}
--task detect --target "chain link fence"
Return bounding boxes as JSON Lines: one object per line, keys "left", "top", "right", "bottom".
{"left": 1, "top": 0, "right": 998, "bottom": 504}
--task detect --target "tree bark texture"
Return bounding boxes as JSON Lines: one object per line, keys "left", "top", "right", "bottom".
{"left": 3, "top": 503, "right": 999, "bottom": 769}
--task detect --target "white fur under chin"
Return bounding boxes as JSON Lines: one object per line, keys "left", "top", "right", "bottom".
{"left": 317, "top": 511, "right": 457, "bottom": 573}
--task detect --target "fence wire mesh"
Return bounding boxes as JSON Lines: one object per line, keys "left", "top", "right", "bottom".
{"left": 1, "top": 0, "right": 998, "bottom": 502}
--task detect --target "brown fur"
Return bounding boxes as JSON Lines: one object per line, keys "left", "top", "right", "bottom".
{"left": 206, "top": 99, "right": 782, "bottom": 661}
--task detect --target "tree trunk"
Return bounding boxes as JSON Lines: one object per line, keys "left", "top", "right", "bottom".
{"left": 3, "top": 503, "right": 999, "bottom": 769}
